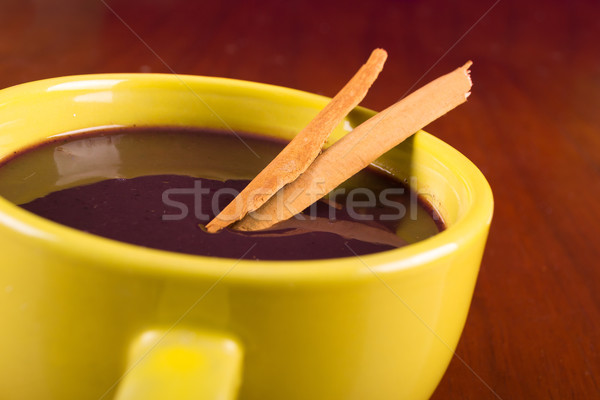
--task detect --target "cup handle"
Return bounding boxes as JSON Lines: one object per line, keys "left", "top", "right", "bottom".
{"left": 113, "top": 328, "right": 243, "bottom": 400}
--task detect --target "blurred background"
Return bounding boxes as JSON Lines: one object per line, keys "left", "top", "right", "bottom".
{"left": 1, "top": 0, "right": 599, "bottom": 398}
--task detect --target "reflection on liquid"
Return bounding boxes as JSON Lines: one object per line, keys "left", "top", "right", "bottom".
{"left": 241, "top": 217, "right": 406, "bottom": 248}
{"left": 54, "top": 135, "right": 122, "bottom": 185}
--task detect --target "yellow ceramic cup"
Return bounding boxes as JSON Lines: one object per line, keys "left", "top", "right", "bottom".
{"left": 0, "top": 75, "right": 493, "bottom": 400}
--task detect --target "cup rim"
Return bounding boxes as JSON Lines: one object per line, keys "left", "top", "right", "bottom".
{"left": 0, "top": 73, "right": 494, "bottom": 283}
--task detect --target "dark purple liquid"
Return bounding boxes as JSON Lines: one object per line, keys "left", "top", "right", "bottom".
{"left": 0, "top": 126, "right": 444, "bottom": 260}
{"left": 20, "top": 174, "right": 410, "bottom": 260}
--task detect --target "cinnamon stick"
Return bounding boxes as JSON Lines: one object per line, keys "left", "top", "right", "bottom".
{"left": 206, "top": 49, "right": 388, "bottom": 232}
{"left": 234, "top": 61, "right": 473, "bottom": 231}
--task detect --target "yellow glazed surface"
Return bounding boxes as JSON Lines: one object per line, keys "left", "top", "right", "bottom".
{"left": 0, "top": 74, "right": 493, "bottom": 400}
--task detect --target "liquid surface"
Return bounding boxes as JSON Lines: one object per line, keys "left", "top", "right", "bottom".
{"left": 0, "top": 127, "right": 443, "bottom": 260}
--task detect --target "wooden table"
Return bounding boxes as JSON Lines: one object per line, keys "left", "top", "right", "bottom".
{"left": 1, "top": 0, "right": 598, "bottom": 398}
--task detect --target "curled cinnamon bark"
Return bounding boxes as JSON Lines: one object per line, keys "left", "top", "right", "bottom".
{"left": 235, "top": 61, "right": 473, "bottom": 231}
{"left": 206, "top": 49, "right": 388, "bottom": 232}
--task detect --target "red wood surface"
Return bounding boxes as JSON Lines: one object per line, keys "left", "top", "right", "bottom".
{"left": 1, "top": 0, "right": 599, "bottom": 398}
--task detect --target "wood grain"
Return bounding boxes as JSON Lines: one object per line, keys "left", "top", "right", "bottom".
{"left": 1, "top": 0, "right": 598, "bottom": 398}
